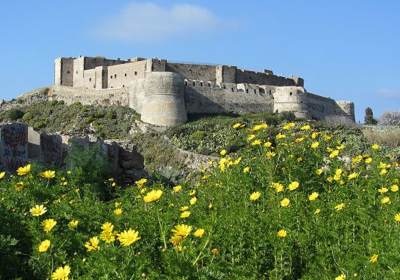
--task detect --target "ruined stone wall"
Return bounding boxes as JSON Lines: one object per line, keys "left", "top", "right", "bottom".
{"left": 236, "top": 69, "right": 301, "bottom": 86}
{"left": 166, "top": 63, "right": 217, "bottom": 82}
{"left": 107, "top": 61, "right": 147, "bottom": 89}
{"left": 0, "top": 123, "right": 28, "bottom": 171}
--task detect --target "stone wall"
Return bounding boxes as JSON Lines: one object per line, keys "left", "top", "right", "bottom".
{"left": 0, "top": 123, "right": 28, "bottom": 171}
{"left": 166, "top": 63, "right": 217, "bottom": 82}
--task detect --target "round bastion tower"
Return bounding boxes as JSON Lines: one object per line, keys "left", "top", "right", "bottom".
{"left": 273, "top": 86, "right": 311, "bottom": 119}
{"left": 140, "top": 72, "right": 188, "bottom": 127}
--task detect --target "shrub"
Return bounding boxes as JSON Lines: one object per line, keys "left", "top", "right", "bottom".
{"left": 379, "top": 110, "right": 400, "bottom": 126}
{"left": 7, "top": 108, "right": 24, "bottom": 121}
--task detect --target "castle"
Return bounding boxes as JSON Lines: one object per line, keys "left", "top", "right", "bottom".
{"left": 53, "top": 56, "right": 354, "bottom": 126}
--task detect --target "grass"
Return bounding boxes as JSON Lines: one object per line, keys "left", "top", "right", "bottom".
{"left": 1, "top": 121, "right": 399, "bottom": 279}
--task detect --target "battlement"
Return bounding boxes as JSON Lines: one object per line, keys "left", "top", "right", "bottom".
{"left": 53, "top": 55, "right": 355, "bottom": 126}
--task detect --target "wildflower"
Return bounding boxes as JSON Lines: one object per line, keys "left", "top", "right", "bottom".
{"left": 316, "top": 169, "right": 323, "bottom": 175}
{"left": 180, "top": 206, "right": 189, "bottom": 211}
{"left": 277, "top": 230, "right": 287, "bottom": 238}
{"left": 335, "top": 203, "right": 345, "bottom": 211}
{"left": 233, "top": 157, "right": 242, "bottom": 165}
{"left": 52, "top": 265, "right": 70, "bottom": 280}
{"left": 372, "top": 144, "right": 380, "bottom": 150}
{"left": 118, "top": 229, "right": 141, "bottom": 246}
{"left": 380, "top": 169, "right": 387, "bottom": 175}
{"left": 352, "top": 155, "right": 363, "bottom": 163}
{"left": 114, "top": 208, "right": 122, "bottom": 215}
{"left": 276, "top": 133, "right": 286, "bottom": 139}
{"left": 38, "top": 240, "right": 51, "bottom": 252}
{"left": 394, "top": 213, "right": 400, "bottom": 221}
{"left": 30, "top": 205, "right": 47, "bottom": 216}
{"left": 378, "top": 188, "right": 388, "bottom": 194}
{"left": 329, "top": 150, "right": 339, "bottom": 158}
{"left": 40, "top": 170, "right": 56, "bottom": 179}
{"left": 143, "top": 190, "right": 163, "bottom": 202}
{"left": 348, "top": 172, "right": 359, "bottom": 180}
{"left": 135, "top": 178, "right": 147, "bottom": 188}
{"left": 333, "top": 174, "right": 341, "bottom": 181}
{"left": 288, "top": 181, "right": 299, "bottom": 191}
{"left": 248, "top": 134, "right": 256, "bottom": 141}
{"left": 336, "top": 144, "right": 345, "bottom": 150}
{"left": 250, "top": 192, "right": 261, "bottom": 201}
{"left": 381, "top": 197, "right": 390, "bottom": 204}
{"left": 314, "top": 209, "right": 321, "bottom": 214}
{"left": 275, "top": 184, "right": 284, "bottom": 192}
{"left": 17, "top": 164, "right": 31, "bottom": 176}
{"left": 172, "top": 224, "right": 192, "bottom": 237}
{"left": 211, "top": 248, "right": 219, "bottom": 255}
{"left": 101, "top": 222, "right": 114, "bottom": 232}
{"left": 311, "top": 142, "right": 319, "bottom": 149}
{"left": 194, "top": 228, "right": 205, "bottom": 238}
{"left": 170, "top": 235, "right": 183, "bottom": 245}
{"left": 243, "top": 167, "right": 250, "bottom": 173}
{"left": 100, "top": 231, "right": 115, "bottom": 243}
{"left": 309, "top": 192, "right": 319, "bottom": 201}
{"left": 365, "top": 157, "right": 373, "bottom": 164}
{"left": 370, "top": 254, "right": 379, "bottom": 262}
{"left": 15, "top": 182, "right": 24, "bottom": 191}
{"left": 180, "top": 211, "right": 191, "bottom": 218}
{"left": 232, "top": 123, "right": 241, "bottom": 128}
{"left": 252, "top": 140, "right": 262, "bottom": 146}
{"left": 0, "top": 172, "right": 5, "bottom": 179}
{"left": 335, "top": 274, "right": 346, "bottom": 280}
{"left": 220, "top": 149, "right": 227, "bottom": 156}
{"left": 282, "top": 124, "right": 291, "bottom": 130}
{"left": 115, "top": 202, "right": 122, "bottom": 208}
{"left": 266, "top": 151, "right": 276, "bottom": 158}
{"left": 190, "top": 197, "right": 197, "bottom": 205}
{"left": 69, "top": 220, "right": 79, "bottom": 228}
{"left": 85, "top": 236, "right": 100, "bottom": 251}
{"left": 301, "top": 125, "right": 310, "bottom": 130}
{"left": 280, "top": 198, "right": 290, "bottom": 207}
{"left": 249, "top": 123, "right": 268, "bottom": 132}
{"left": 296, "top": 157, "right": 302, "bottom": 162}
{"left": 189, "top": 190, "right": 196, "bottom": 196}
{"left": 295, "top": 137, "right": 304, "bottom": 143}
{"left": 40, "top": 219, "right": 56, "bottom": 234}
{"left": 391, "top": 185, "right": 399, "bottom": 192}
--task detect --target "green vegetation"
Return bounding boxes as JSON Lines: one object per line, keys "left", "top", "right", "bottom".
{"left": 1, "top": 121, "right": 399, "bottom": 279}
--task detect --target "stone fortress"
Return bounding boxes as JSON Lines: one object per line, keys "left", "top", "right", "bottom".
{"left": 53, "top": 56, "right": 355, "bottom": 126}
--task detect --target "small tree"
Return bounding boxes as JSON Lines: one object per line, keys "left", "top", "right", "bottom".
{"left": 379, "top": 110, "right": 400, "bottom": 126}
{"left": 364, "top": 107, "right": 377, "bottom": 125}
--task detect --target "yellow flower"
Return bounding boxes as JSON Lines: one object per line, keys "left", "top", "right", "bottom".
{"left": 277, "top": 230, "right": 287, "bottom": 238}
{"left": 211, "top": 248, "right": 219, "bottom": 255}
{"left": 30, "top": 205, "right": 47, "bottom": 216}
{"left": 52, "top": 265, "right": 70, "bottom": 280}
{"left": 251, "top": 140, "right": 262, "bottom": 146}
{"left": 15, "top": 182, "right": 24, "bottom": 191}
{"left": 378, "top": 188, "right": 388, "bottom": 194}
{"left": 372, "top": 144, "right": 380, "bottom": 150}
{"left": 38, "top": 239, "right": 51, "bottom": 252}
{"left": 40, "top": 170, "right": 56, "bottom": 179}
{"left": 391, "top": 185, "right": 399, "bottom": 192}
{"left": 232, "top": 123, "right": 241, "bottom": 128}
{"left": 194, "top": 229, "right": 205, "bottom": 238}
{"left": 220, "top": 149, "right": 227, "bottom": 156}
{"left": 243, "top": 167, "right": 250, "bottom": 173}
{"left": 17, "top": 164, "right": 31, "bottom": 176}
{"left": 190, "top": 197, "right": 197, "bottom": 205}
{"left": 41, "top": 219, "right": 57, "bottom": 233}
{"left": 381, "top": 197, "right": 390, "bottom": 204}
{"left": 276, "top": 133, "right": 286, "bottom": 139}
{"left": 333, "top": 174, "right": 341, "bottom": 181}
{"left": 118, "top": 229, "right": 141, "bottom": 246}
{"left": 311, "top": 142, "right": 319, "bottom": 149}
{"left": 329, "top": 150, "right": 339, "bottom": 158}
{"left": 172, "top": 185, "right": 182, "bottom": 193}
{"left": 114, "top": 208, "right": 122, "bottom": 215}
{"left": 248, "top": 123, "right": 268, "bottom": 132}
{"left": 309, "top": 192, "right": 319, "bottom": 201}
{"left": 266, "top": 151, "right": 276, "bottom": 158}
{"left": 288, "top": 181, "right": 299, "bottom": 191}
{"left": 135, "top": 178, "right": 147, "bottom": 187}
{"left": 85, "top": 236, "right": 100, "bottom": 251}
{"left": 264, "top": 141, "right": 272, "bottom": 147}
{"left": 296, "top": 157, "right": 302, "bottom": 162}
{"left": 101, "top": 222, "right": 114, "bottom": 232}
{"left": 316, "top": 169, "right": 323, "bottom": 175}
{"left": 250, "top": 191, "right": 261, "bottom": 201}
{"left": 300, "top": 125, "right": 311, "bottom": 130}
{"left": 172, "top": 224, "right": 192, "bottom": 237}
{"left": 335, "top": 203, "right": 345, "bottom": 211}
{"left": 180, "top": 211, "right": 191, "bottom": 218}
{"left": 170, "top": 235, "right": 183, "bottom": 245}
{"left": 69, "top": 220, "right": 79, "bottom": 228}
{"left": 380, "top": 169, "right": 388, "bottom": 175}
{"left": 314, "top": 209, "right": 321, "bottom": 214}
{"left": 394, "top": 213, "right": 400, "bottom": 221}
{"left": 248, "top": 134, "right": 256, "bottom": 141}
{"left": 115, "top": 202, "right": 122, "bottom": 208}
{"left": 180, "top": 206, "right": 189, "bottom": 211}
{"left": 0, "top": 171, "right": 5, "bottom": 179}
{"left": 100, "top": 231, "right": 115, "bottom": 243}
{"left": 335, "top": 274, "right": 346, "bottom": 280}
{"left": 280, "top": 198, "right": 290, "bottom": 207}
{"left": 370, "top": 254, "right": 379, "bottom": 262}
{"left": 348, "top": 172, "right": 359, "bottom": 180}
{"left": 336, "top": 144, "right": 345, "bottom": 150}
{"left": 143, "top": 190, "right": 163, "bottom": 203}
{"left": 189, "top": 190, "right": 196, "bottom": 196}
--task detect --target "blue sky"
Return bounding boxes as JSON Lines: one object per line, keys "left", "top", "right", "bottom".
{"left": 0, "top": 0, "right": 399, "bottom": 122}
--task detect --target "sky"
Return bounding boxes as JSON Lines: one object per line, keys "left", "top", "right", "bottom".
{"left": 0, "top": 0, "right": 399, "bottom": 123}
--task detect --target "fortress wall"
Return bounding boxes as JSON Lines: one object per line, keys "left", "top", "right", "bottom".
{"left": 166, "top": 63, "right": 217, "bottom": 82}
{"left": 107, "top": 61, "right": 147, "bottom": 89}
{"left": 183, "top": 81, "right": 274, "bottom": 114}
{"left": 216, "top": 65, "right": 237, "bottom": 84}
{"left": 55, "top": 57, "right": 74, "bottom": 86}
{"left": 236, "top": 69, "right": 299, "bottom": 86}
{"left": 49, "top": 86, "right": 130, "bottom": 108}
{"left": 149, "top": 59, "right": 167, "bottom": 72}
{"left": 273, "top": 87, "right": 311, "bottom": 119}
{"left": 83, "top": 56, "right": 126, "bottom": 70}
{"left": 305, "top": 92, "right": 344, "bottom": 120}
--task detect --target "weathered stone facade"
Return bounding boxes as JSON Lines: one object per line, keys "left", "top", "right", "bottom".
{"left": 53, "top": 56, "right": 355, "bottom": 126}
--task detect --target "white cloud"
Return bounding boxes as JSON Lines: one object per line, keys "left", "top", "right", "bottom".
{"left": 374, "top": 88, "right": 400, "bottom": 99}
{"left": 91, "top": 2, "right": 231, "bottom": 43}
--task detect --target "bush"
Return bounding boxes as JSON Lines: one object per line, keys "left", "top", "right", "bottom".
{"left": 379, "top": 110, "right": 400, "bottom": 126}
{"left": 7, "top": 108, "right": 24, "bottom": 121}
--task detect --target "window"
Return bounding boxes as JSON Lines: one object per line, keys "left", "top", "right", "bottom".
{"left": 246, "top": 89, "right": 249, "bottom": 93}
{"left": 200, "top": 82, "right": 203, "bottom": 87}
{"left": 231, "top": 88, "right": 234, "bottom": 92}
{"left": 290, "top": 92, "right": 292, "bottom": 96}
{"left": 110, "top": 76, "right": 113, "bottom": 79}
{"left": 185, "top": 81, "right": 188, "bottom": 86}
{"left": 193, "top": 82, "right": 196, "bottom": 86}
{"left": 89, "top": 78, "right": 92, "bottom": 82}
{"left": 67, "top": 70, "right": 70, "bottom": 74}
{"left": 134, "top": 71, "right": 137, "bottom": 76}
{"left": 208, "top": 82, "right": 211, "bottom": 87}
{"left": 254, "top": 89, "right": 257, "bottom": 94}
{"left": 125, "top": 73, "right": 127, "bottom": 77}
{"left": 114, "top": 74, "right": 117, "bottom": 78}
